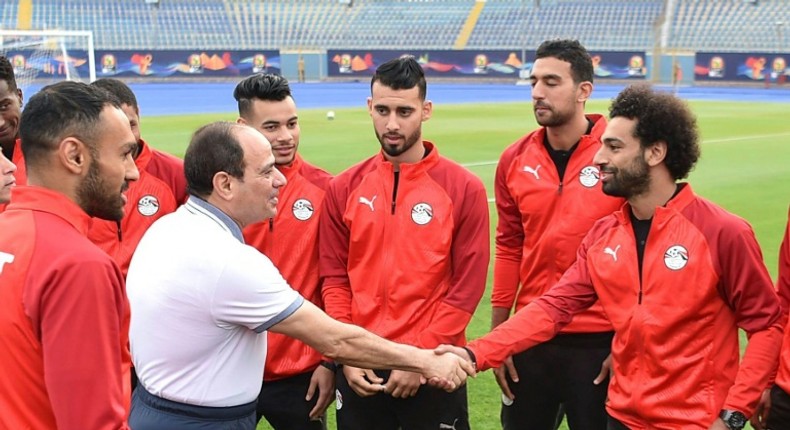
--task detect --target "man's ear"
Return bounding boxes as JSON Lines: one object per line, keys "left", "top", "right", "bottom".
{"left": 577, "top": 81, "right": 593, "bottom": 103}
{"left": 59, "top": 137, "right": 90, "bottom": 175}
{"left": 237, "top": 117, "right": 247, "bottom": 125}
{"left": 422, "top": 100, "right": 433, "bottom": 122}
{"left": 212, "top": 171, "right": 234, "bottom": 201}
{"left": 646, "top": 141, "right": 667, "bottom": 167}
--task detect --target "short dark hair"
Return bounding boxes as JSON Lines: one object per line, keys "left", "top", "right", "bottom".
{"left": 91, "top": 78, "right": 139, "bottom": 112}
{"left": 371, "top": 55, "right": 427, "bottom": 100}
{"left": 20, "top": 81, "right": 121, "bottom": 167}
{"left": 184, "top": 122, "right": 246, "bottom": 198}
{"left": 233, "top": 74, "right": 292, "bottom": 117}
{"left": 0, "top": 56, "right": 18, "bottom": 92}
{"left": 609, "top": 84, "right": 700, "bottom": 180}
{"left": 535, "top": 39, "right": 594, "bottom": 84}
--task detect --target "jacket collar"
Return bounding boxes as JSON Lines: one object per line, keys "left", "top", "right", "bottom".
{"left": 134, "top": 138, "right": 152, "bottom": 171}
{"left": 615, "top": 183, "right": 695, "bottom": 225}
{"left": 276, "top": 152, "right": 304, "bottom": 182}
{"left": 6, "top": 186, "right": 93, "bottom": 235}
{"left": 376, "top": 140, "right": 440, "bottom": 179}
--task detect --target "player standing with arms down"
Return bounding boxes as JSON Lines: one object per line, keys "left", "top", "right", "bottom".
{"left": 491, "top": 39, "right": 623, "bottom": 430}
{"left": 320, "top": 56, "right": 490, "bottom": 430}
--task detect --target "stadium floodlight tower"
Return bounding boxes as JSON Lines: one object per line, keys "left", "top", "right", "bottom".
{"left": 0, "top": 29, "right": 96, "bottom": 85}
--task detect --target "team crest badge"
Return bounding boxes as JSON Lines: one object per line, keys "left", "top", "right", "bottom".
{"left": 411, "top": 203, "right": 433, "bottom": 225}
{"left": 663, "top": 245, "right": 689, "bottom": 270}
{"left": 292, "top": 198, "right": 314, "bottom": 221}
{"left": 137, "top": 195, "right": 160, "bottom": 216}
{"left": 578, "top": 166, "right": 601, "bottom": 188}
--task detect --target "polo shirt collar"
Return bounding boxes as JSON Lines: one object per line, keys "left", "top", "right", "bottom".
{"left": 185, "top": 195, "right": 245, "bottom": 243}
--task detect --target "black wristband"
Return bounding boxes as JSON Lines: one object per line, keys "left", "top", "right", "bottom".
{"left": 461, "top": 346, "right": 477, "bottom": 370}
{"left": 319, "top": 361, "right": 337, "bottom": 372}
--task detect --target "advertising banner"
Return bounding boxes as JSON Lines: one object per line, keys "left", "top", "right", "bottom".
{"left": 695, "top": 52, "right": 789, "bottom": 82}
{"left": 2, "top": 49, "right": 281, "bottom": 80}
{"left": 96, "top": 50, "right": 281, "bottom": 78}
{"left": 327, "top": 49, "right": 648, "bottom": 80}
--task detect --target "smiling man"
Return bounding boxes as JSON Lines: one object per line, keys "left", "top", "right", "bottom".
{"left": 0, "top": 56, "right": 24, "bottom": 211}
{"left": 125, "top": 121, "right": 474, "bottom": 430}
{"left": 234, "top": 74, "right": 335, "bottom": 430}
{"left": 439, "top": 84, "right": 783, "bottom": 430}
{"left": 0, "top": 81, "right": 140, "bottom": 429}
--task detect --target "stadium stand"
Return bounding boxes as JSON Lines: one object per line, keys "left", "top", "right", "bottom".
{"left": 669, "top": 0, "right": 790, "bottom": 52}
{"left": 0, "top": 0, "right": 788, "bottom": 52}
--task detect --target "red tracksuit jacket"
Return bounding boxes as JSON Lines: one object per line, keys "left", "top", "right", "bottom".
{"left": 494, "top": 114, "right": 623, "bottom": 333}
{"left": 320, "top": 142, "right": 489, "bottom": 348}
{"left": 0, "top": 186, "right": 131, "bottom": 430}
{"left": 0, "top": 139, "right": 25, "bottom": 213}
{"left": 243, "top": 154, "right": 332, "bottom": 381}
{"left": 469, "top": 184, "right": 783, "bottom": 429}
{"left": 87, "top": 138, "right": 187, "bottom": 277}
{"left": 775, "top": 206, "right": 790, "bottom": 394}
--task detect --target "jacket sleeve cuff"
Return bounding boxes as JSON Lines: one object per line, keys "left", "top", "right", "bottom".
{"left": 492, "top": 258, "right": 520, "bottom": 308}
{"left": 723, "top": 322, "right": 784, "bottom": 415}
{"left": 468, "top": 302, "right": 558, "bottom": 371}
{"left": 321, "top": 283, "right": 353, "bottom": 324}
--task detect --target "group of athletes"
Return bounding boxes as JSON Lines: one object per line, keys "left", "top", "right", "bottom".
{"left": 0, "top": 38, "right": 788, "bottom": 430}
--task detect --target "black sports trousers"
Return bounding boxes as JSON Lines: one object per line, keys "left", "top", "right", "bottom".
{"left": 767, "top": 384, "right": 790, "bottom": 429}
{"left": 335, "top": 368, "right": 468, "bottom": 430}
{"left": 501, "top": 331, "right": 613, "bottom": 430}
{"left": 256, "top": 369, "right": 327, "bottom": 430}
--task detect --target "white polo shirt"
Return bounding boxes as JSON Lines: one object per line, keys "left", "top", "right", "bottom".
{"left": 127, "top": 196, "right": 303, "bottom": 407}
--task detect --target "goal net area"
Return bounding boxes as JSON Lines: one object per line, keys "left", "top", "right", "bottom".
{"left": 0, "top": 29, "right": 96, "bottom": 91}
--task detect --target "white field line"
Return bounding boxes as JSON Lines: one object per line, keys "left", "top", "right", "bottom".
{"left": 462, "top": 132, "right": 790, "bottom": 171}
{"left": 470, "top": 132, "right": 790, "bottom": 204}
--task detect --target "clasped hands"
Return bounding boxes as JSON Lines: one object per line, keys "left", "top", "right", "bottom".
{"left": 342, "top": 345, "right": 476, "bottom": 398}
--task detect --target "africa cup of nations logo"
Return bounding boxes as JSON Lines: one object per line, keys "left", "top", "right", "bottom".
{"left": 628, "top": 56, "right": 645, "bottom": 77}
{"left": 411, "top": 203, "right": 434, "bottom": 225}
{"left": 11, "top": 55, "right": 26, "bottom": 75}
{"left": 292, "top": 198, "right": 314, "bottom": 221}
{"left": 337, "top": 54, "right": 352, "bottom": 74}
{"left": 772, "top": 57, "right": 786, "bottom": 79}
{"left": 708, "top": 56, "right": 725, "bottom": 78}
{"left": 663, "top": 245, "right": 689, "bottom": 270}
{"left": 474, "top": 54, "right": 488, "bottom": 74}
{"left": 252, "top": 54, "right": 267, "bottom": 74}
{"left": 188, "top": 54, "right": 203, "bottom": 73}
{"left": 102, "top": 54, "right": 117, "bottom": 74}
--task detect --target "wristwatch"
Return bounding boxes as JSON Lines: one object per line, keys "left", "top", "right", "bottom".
{"left": 719, "top": 410, "right": 747, "bottom": 430}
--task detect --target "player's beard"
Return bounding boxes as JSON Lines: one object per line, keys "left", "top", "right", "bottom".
{"left": 77, "top": 159, "right": 127, "bottom": 221}
{"left": 376, "top": 127, "right": 422, "bottom": 158}
{"left": 534, "top": 99, "right": 575, "bottom": 127}
{"left": 601, "top": 151, "right": 651, "bottom": 199}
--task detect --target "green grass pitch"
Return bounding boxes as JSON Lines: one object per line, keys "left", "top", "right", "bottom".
{"left": 141, "top": 99, "right": 790, "bottom": 430}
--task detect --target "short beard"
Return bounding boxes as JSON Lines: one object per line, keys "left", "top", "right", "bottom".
{"left": 77, "top": 159, "right": 126, "bottom": 221}
{"left": 376, "top": 127, "right": 422, "bottom": 158}
{"left": 601, "top": 152, "right": 651, "bottom": 199}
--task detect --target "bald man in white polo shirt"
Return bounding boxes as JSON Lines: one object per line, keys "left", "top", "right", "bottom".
{"left": 126, "top": 122, "right": 474, "bottom": 430}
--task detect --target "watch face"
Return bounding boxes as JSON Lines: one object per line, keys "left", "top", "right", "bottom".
{"left": 723, "top": 411, "right": 747, "bottom": 429}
